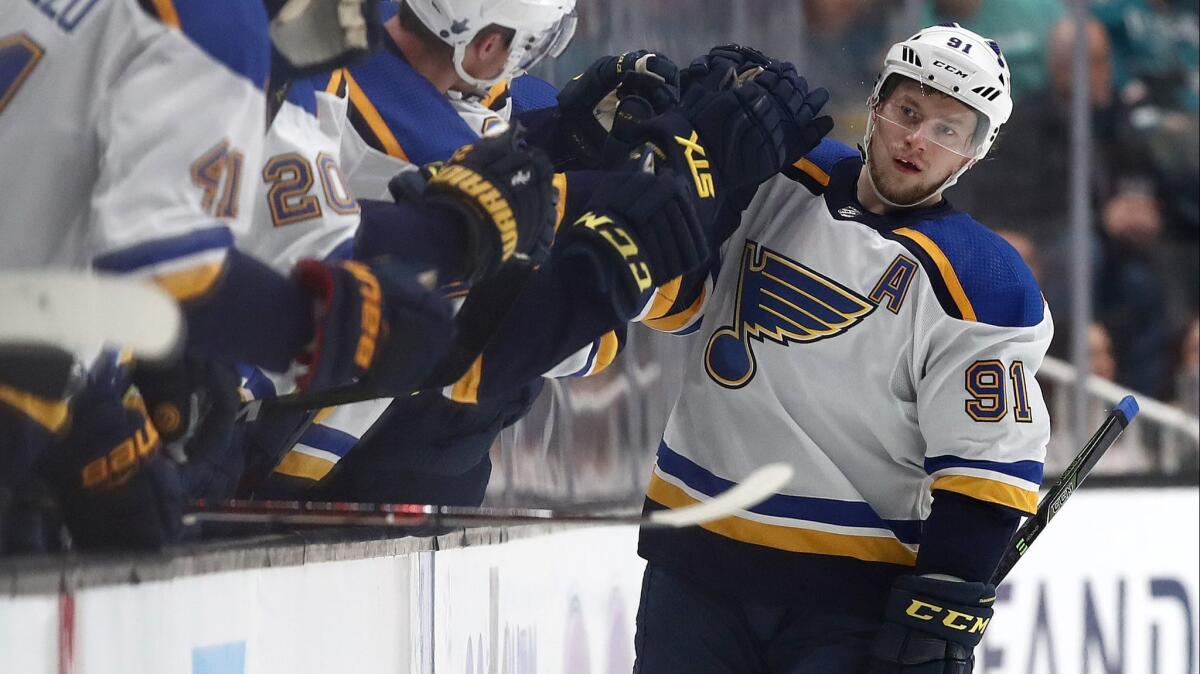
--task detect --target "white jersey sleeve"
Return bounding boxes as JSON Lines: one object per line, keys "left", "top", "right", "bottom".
{"left": 916, "top": 296, "right": 1052, "bottom": 515}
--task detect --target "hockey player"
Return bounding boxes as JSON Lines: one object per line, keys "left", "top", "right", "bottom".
{"left": 0, "top": 0, "right": 458, "bottom": 550}
{"left": 247, "top": 2, "right": 833, "bottom": 513}
{"left": 634, "top": 28, "right": 1050, "bottom": 674}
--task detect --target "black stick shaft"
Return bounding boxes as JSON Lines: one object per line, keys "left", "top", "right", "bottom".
{"left": 990, "top": 395, "right": 1139, "bottom": 585}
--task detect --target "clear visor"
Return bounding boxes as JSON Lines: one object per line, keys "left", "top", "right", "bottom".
{"left": 513, "top": 10, "right": 578, "bottom": 72}
{"left": 872, "top": 97, "right": 984, "bottom": 159}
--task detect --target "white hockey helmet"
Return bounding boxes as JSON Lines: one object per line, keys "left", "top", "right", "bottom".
{"left": 862, "top": 23, "right": 1013, "bottom": 206}
{"left": 405, "top": 0, "right": 577, "bottom": 91}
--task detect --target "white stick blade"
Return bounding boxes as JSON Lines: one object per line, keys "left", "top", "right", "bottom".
{"left": 0, "top": 271, "right": 183, "bottom": 360}
{"left": 647, "top": 463, "right": 794, "bottom": 528}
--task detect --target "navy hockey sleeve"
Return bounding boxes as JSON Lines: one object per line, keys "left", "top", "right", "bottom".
{"left": 441, "top": 249, "right": 630, "bottom": 404}
{"left": 915, "top": 490, "right": 1022, "bottom": 583}
{"left": 354, "top": 198, "right": 473, "bottom": 282}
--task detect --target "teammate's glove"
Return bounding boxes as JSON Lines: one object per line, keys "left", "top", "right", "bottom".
{"left": 134, "top": 356, "right": 244, "bottom": 500}
{"left": 557, "top": 50, "right": 681, "bottom": 167}
{"left": 411, "top": 125, "right": 557, "bottom": 282}
{"left": 870, "top": 575, "right": 996, "bottom": 674}
{"left": 749, "top": 60, "right": 834, "bottom": 162}
{"left": 293, "top": 257, "right": 455, "bottom": 395}
{"left": 685, "top": 45, "right": 834, "bottom": 166}
{"left": 40, "top": 358, "right": 184, "bottom": 550}
{"left": 681, "top": 43, "right": 771, "bottom": 86}
{"left": 556, "top": 158, "right": 707, "bottom": 320}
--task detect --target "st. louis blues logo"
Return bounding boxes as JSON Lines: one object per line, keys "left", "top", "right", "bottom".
{"left": 705, "top": 241, "right": 876, "bottom": 388}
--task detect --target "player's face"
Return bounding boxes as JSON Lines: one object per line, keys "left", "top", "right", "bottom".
{"left": 867, "top": 80, "right": 978, "bottom": 206}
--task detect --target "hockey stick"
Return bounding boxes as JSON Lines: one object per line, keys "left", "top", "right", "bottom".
{"left": 0, "top": 271, "right": 182, "bottom": 360}
{"left": 990, "top": 395, "right": 1140, "bottom": 585}
{"left": 183, "top": 462, "right": 793, "bottom": 529}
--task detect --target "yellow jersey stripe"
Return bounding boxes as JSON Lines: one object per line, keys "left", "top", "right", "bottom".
{"left": 793, "top": 158, "right": 830, "bottom": 187}
{"left": 932, "top": 475, "right": 1038, "bottom": 514}
{"left": 479, "top": 81, "right": 509, "bottom": 109}
{"left": 154, "top": 261, "right": 224, "bottom": 302}
{"left": 449, "top": 354, "right": 484, "bottom": 404}
{"left": 645, "top": 277, "right": 683, "bottom": 321}
{"left": 644, "top": 284, "right": 707, "bottom": 333}
{"left": 647, "top": 474, "right": 918, "bottom": 565}
{"left": 313, "top": 407, "right": 338, "bottom": 425}
{"left": 151, "top": 0, "right": 181, "bottom": 28}
{"left": 325, "top": 69, "right": 345, "bottom": 95}
{"left": 274, "top": 450, "right": 336, "bottom": 482}
{"left": 552, "top": 172, "right": 568, "bottom": 232}
{"left": 892, "top": 228, "right": 977, "bottom": 321}
{"left": 588, "top": 331, "right": 621, "bottom": 376}
{"left": 343, "top": 70, "right": 409, "bottom": 162}
{"left": 0, "top": 384, "right": 70, "bottom": 432}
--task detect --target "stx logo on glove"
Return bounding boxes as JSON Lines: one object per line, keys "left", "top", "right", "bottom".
{"left": 905, "top": 599, "right": 992, "bottom": 634}
{"left": 576, "top": 212, "right": 653, "bottom": 292}
{"left": 675, "top": 131, "right": 715, "bottom": 199}
{"left": 429, "top": 164, "right": 518, "bottom": 259}
{"left": 339, "top": 261, "right": 382, "bottom": 370}
{"left": 80, "top": 416, "right": 160, "bottom": 490}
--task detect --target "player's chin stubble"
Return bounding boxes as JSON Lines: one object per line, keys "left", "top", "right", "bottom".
{"left": 867, "top": 151, "right": 943, "bottom": 206}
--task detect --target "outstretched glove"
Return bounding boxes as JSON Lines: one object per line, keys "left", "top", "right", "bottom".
{"left": 751, "top": 60, "right": 834, "bottom": 163}
{"left": 684, "top": 44, "right": 834, "bottom": 166}
{"left": 556, "top": 155, "right": 707, "bottom": 320}
{"left": 401, "top": 125, "right": 557, "bottom": 282}
{"left": 293, "top": 257, "right": 455, "bottom": 395}
{"left": 40, "top": 357, "right": 183, "bottom": 550}
{"left": 870, "top": 575, "right": 996, "bottom": 674}
{"left": 681, "top": 43, "right": 772, "bottom": 86}
{"left": 557, "top": 50, "right": 681, "bottom": 167}
{"left": 612, "top": 60, "right": 785, "bottom": 227}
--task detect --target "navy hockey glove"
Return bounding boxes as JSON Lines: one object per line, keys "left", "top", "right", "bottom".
{"left": 40, "top": 359, "right": 184, "bottom": 550}
{"left": 681, "top": 43, "right": 772, "bottom": 86}
{"left": 617, "top": 58, "right": 788, "bottom": 224}
{"left": 870, "top": 575, "right": 996, "bottom": 674}
{"left": 556, "top": 159, "right": 707, "bottom": 320}
{"left": 413, "top": 125, "right": 557, "bottom": 282}
{"left": 557, "top": 50, "right": 681, "bottom": 167}
{"left": 293, "top": 257, "right": 455, "bottom": 396}
{"left": 751, "top": 60, "right": 834, "bottom": 163}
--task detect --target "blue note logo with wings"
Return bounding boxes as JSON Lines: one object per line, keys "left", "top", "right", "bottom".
{"left": 705, "top": 241, "right": 876, "bottom": 388}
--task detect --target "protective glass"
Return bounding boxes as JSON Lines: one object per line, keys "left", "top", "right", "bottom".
{"left": 515, "top": 11, "right": 578, "bottom": 72}
{"left": 873, "top": 99, "right": 980, "bottom": 158}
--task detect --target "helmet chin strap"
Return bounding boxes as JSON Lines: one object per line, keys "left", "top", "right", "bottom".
{"left": 860, "top": 110, "right": 975, "bottom": 211}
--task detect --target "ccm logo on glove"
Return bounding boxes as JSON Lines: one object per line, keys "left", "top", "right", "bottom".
{"left": 674, "top": 131, "right": 715, "bottom": 199}
{"left": 904, "top": 598, "right": 992, "bottom": 634}
{"left": 339, "top": 261, "right": 382, "bottom": 370}
{"left": 80, "top": 415, "right": 159, "bottom": 489}
{"left": 576, "top": 211, "right": 653, "bottom": 292}
{"left": 428, "top": 163, "right": 518, "bottom": 259}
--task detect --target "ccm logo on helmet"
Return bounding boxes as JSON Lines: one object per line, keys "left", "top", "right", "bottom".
{"left": 932, "top": 60, "right": 971, "bottom": 79}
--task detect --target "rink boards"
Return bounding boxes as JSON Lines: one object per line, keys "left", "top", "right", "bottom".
{"left": 1, "top": 488, "right": 1197, "bottom": 674}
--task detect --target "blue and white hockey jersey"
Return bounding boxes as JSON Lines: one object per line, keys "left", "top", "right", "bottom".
{"left": 0, "top": 0, "right": 269, "bottom": 299}
{"left": 639, "top": 139, "right": 1052, "bottom": 615}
